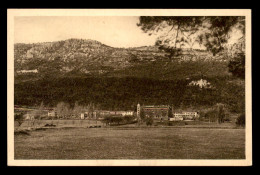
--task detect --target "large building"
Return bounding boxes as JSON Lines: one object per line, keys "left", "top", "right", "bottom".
{"left": 137, "top": 103, "right": 199, "bottom": 121}
{"left": 137, "top": 103, "right": 171, "bottom": 120}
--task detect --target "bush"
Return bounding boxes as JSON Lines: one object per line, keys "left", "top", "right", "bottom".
{"left": 236, "top": 113, "right": 245, "bottom": 127}
{"left": 146, "top": 117, "right": 153, "bottom": 126}
{"left": 198, "top": 111, "right": 206, "bottom": 121}
{"left": 15, "top": 113, "right": 24, "bottom": 127}
{"left": 113, "top": 116, "right": 123, "bottom": 124}
{"left": 217, "top": 104, "right": 225, "bottom": 124}
{"left": 228, "top": 53, "right": 245, "bottom": 79}
{"left": 205, "top": 110, "right": 218, "bottom": 122}
{"left": 224, "top": 113, "right": 231, "bottom": 122}
{"left": 124, "top": 116, "right": 134, "bottom": 123}
{"left": 14, "top": 130, "right": 30, "bottom": 136}
{"left": 102, "top": 116, "right": 125, "bottom": 125}
{"left": 168, "top": 122, "right": 173, "bottom": 126}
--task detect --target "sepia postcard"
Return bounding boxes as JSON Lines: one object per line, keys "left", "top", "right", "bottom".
{"left": 7, "top": 9, "right": 252, "bottom": 166}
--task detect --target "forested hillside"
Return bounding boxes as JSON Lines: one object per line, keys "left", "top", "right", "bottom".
{"left": 14, "top": 39, "right": 244, "bottom": 113}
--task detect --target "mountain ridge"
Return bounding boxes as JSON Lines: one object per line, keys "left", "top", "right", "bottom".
{"left": 14, "top": 38, "right": 228, "bottom": 81}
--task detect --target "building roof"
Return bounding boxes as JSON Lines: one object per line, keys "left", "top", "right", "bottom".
{"left": 143, "top": 105, "right": 169, "bottom": 109}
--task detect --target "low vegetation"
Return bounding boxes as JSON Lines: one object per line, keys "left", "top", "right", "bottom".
{"left": 145, "top": 117, "right": 154, "bottom": 126}
{"left": 236, "top": 113, "right": 245, "bottom": 127}
{"left": 15, "top": 113, "right": 25, "bottom": 127}
{"left": 102, "top": 115, "right": 136, "bottom": 126}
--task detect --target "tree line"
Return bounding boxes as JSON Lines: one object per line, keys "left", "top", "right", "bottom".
{"left": 14, "top": 76, "right": 244, "bottom": 113}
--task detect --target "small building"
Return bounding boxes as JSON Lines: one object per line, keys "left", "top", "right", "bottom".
{"left": 24, "top": 113, "right": 34, "bottom": 120}
{"left": 169, "top": 116, "right": 183, "bottom": 121}
{"left": 173, "top": 111, "right": 199, "bottom": 120}
{"left": 188, "top": 79, "right": 212, "bottom": 89}
{"left": 80, "top": 113, "right": 85, "bottom": 119}
{"left": 48, "top": 110, "right": 57, "bottom": 117}
{"left": 17, "top": 69, "right": 38, "bottom": 74}
{"left": 98, "top": 111, "right": 110, "bottom": 116}
{"left": 114, "top": 111, "right": 134, "bottom": 116}
{"left": 97, "top": 110, "right": 134, "bottom": 117}
{"left": 123, "top": 111, "right": 134, "bottom": 116}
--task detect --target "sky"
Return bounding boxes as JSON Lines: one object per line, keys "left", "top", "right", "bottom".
{"left": 14, "top": 16, "right": 243, "bottom": 48}
{"left": 14, "top": 16, "right": 158, "bottom": 48}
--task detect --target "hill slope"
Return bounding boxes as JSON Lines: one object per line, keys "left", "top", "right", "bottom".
{"left": 14, "top": 39, "right": 244, "bottom": 112}
{"left": 14, "top": 38, "right": 230, "bottom": 80}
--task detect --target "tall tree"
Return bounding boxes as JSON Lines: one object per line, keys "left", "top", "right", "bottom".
{"left": 73, "top": 101, "right": 84, "bottom": 117}
{"left": 140, "top": 107, "right": 145, "bottom": 122}
{"left": 137, "top": 16, "right": 245, "bottom": 57}
{"left": 228, "top": 53, "right": 245, "bottom": 79}
{"left": 168, "top": 106, "right": 173, "bottom": 119}
{"left": 198, "top": 17, "right": 245, "bottom": 56}
{"left": 138, "top": 16, "right": 204, "bottom": 57}
{"left": 56, "top": 102, "right": 71, "bottom": 118}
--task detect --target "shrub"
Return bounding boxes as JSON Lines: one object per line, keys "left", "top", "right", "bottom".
{"left": 224, "top": 113, "right": 231, "bottom": 122}
{"left": 102, "top": 116, "right": 125, "bottom": 125}
{"left": 236, "top": 113, "right": 245, "bottom": 127}
{"left": 198, "top": 111, "right": 206, "bottom": 121}
{"left": 217, "top": 104, "right": 226, "bottom": 124}
{"left": 228, "top": 53, "right": 245, "bottom": 79}
{"left": 146, "top": 117, "right": 153, "bottom": 126}
{"left": 113, "top": 116, "right": 123, "bottom": 125}
{"left": 34, "top": 115, "right": 41, "bottom": 120}
{"left": 102, "top": 116, "right": 111, "bottom": 125}
{"left": 205, "top": 109, "right": 218, "bottom": 122}
{"left": 123, "top": 116, "right": 134, "bottom": 124}
{"left": 14, "top": 130, "right": 30, "bottom": 136}
{"left": 15, "top": 113, "right": 24, "bottom": 127}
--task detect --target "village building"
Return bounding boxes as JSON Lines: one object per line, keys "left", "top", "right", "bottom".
{"left": 188, "top": 79, "right": 212, "bottom": 89}
{"left": 169, "top": 116, "right": 183, "bottom": 121}
{"left": 80, "top": 113, "right": 85, "bottom": 119}
{"left": 173, "top": 111, "right": 199, "bottom": 120}
{"left": 83, "top": 110, "right": 135, "bottom": 119}
{"left": 17, "top": 69, "right": 38, "bottom": 74}
{"left": 91, "top": 110, "right": 134, "bottom": 117}
{"left": 137, "top": 103, "right": 171, "bottom": 120}
{"left": 121, "top": 111, "right": 134, "bottom": 116}
{"left": 48, "top": 110, "right": 57, "bottom": 118}
{"left": 24, "top": 113, "right": 35, "bottom": 120}
{"left": 137, "top": 103, "right": 199, "bottom": 121}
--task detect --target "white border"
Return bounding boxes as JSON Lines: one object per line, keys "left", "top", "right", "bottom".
{"left": 7, "top": 9, "right": 252, "bottom": 166}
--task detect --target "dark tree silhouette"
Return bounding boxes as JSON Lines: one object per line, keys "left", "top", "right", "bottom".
{"left": 140, "top": 108, "right": 145, "bottom": 122}
{"left": 168, "top": 106, "right": 173, "bottom": 119}
{"left": 236, "top": 113, "right": 245, "bottom": 127}
{"left": 15, "top": 113, "right": 24, "bottom": 127}
{"left": 228, "top": 53, "right": 245, "bottom": 79}
{"left": 137, "top": 16, "right": 245, "bottom": 57}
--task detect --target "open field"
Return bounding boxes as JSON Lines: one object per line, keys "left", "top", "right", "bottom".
{"left": 14, "top": 127, "right": 245, "bottom": 159}
{"left": 14, "top": 116, "right": 238, "bottom": 129}
{"left": 14, "top": 119, "right": 103, "bottom": 129}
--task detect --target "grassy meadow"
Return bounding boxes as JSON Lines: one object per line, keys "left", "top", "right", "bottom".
{"left": 14, "top": 119, "right": 103, "bottom": 129}
{"left": 14, "top": 127, "right": 245, "bottom": 159}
